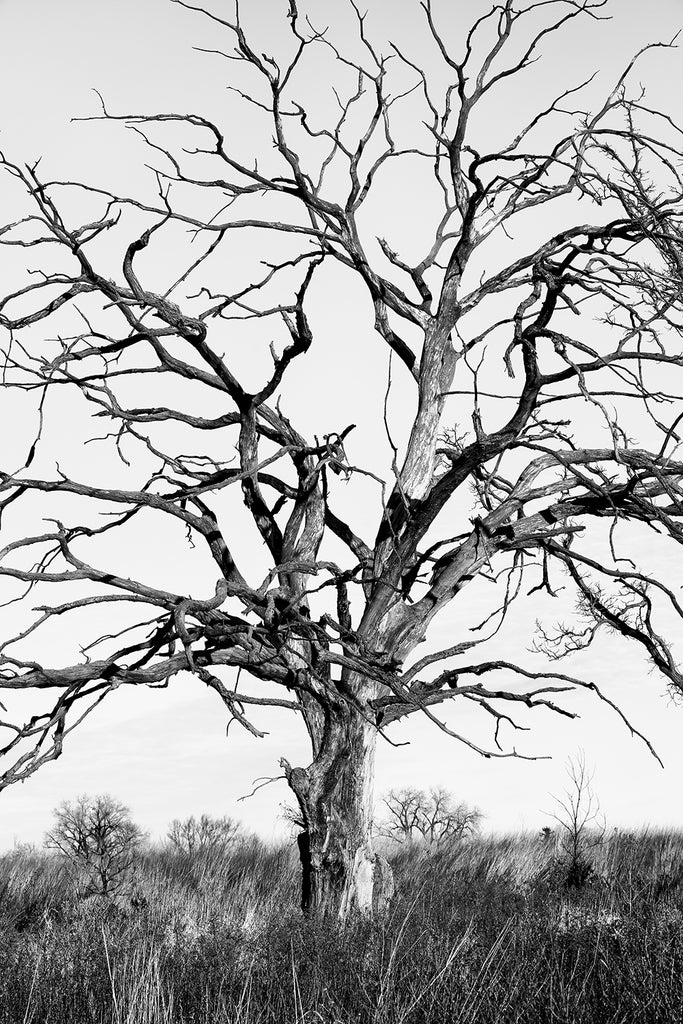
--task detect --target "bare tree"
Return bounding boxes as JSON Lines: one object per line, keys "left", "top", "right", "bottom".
{"left": 418, "top": 787, "right": 483, "bottom": 845}
{"left": 380, "top": 787, "right": 425, "bottom": 844}
{"left": 1, "top": 0, "right": 683, "bottom": 917}
{"left": 382, "top": 787, "right": 481, "bottom": 845}
{"left": 549, "top": 752, "right": 606, "bottom": 887}
{"left": 167, "top": 813, "right": 241, "bottom": 854}
{"left": 44, "top": 794, "right": 144, "bottom": 898}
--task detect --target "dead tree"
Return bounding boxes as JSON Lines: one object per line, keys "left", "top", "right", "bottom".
{"left": 550, "top": 752, "right": 606, "bottom": 887}
{"left": 1, "top": 0, "right": 683, "bottom": 917}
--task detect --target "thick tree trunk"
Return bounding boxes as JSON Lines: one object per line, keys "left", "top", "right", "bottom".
{"left": 283, "top": 714, "right": 393, "bottom": 918}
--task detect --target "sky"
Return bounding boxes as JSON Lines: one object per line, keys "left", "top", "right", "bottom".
{"left": 1, "top": 0, "right": 683, "bottom": 850}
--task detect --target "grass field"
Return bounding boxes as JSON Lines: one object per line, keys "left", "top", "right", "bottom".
{"left": 0, "top": 829, "right": 682, "bottom": 1023}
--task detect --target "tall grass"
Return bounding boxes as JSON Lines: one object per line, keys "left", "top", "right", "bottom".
{"left": 0, "top": 829, "right": 682, "bottom": 1023}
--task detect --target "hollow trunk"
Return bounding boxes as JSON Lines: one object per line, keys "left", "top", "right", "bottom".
{"left": 284, "top": 713, "right": 393, "bottom": 918}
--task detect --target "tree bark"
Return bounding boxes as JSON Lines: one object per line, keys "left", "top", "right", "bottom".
{"left": 283, "top": 712, "right": 394, "bottom": 918}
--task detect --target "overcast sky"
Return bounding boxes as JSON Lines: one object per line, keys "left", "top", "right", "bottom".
{"left": 1, "top": 0, "right": 683, "bottom": 849}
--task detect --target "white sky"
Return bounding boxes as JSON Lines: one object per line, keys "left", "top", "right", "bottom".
{"left": 1, "top": 0, "right": 683, "bottom": 849}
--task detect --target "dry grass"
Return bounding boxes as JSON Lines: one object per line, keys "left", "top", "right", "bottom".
{"left": 0, "top": 829, "right": 682, "bottom": 1023}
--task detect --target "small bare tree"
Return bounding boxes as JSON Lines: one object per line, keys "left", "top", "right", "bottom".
{"left": 382, "top": 787, "right": 482, "bottom": 845}
{"left": 167, "top": 813, "right": 241, "bottom": 854}
{"left": 380, "top": 787, "right": 424, "bottom": 843}
{"left": 45, "top": 794, "right": 144, "bottom": 898}
{"left": 549, "top": 753, "right": 605, "bottom": 887}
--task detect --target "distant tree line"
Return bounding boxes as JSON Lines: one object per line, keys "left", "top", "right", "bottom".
{"left": 36, "top": 764, "right": 606, "bottom": 902}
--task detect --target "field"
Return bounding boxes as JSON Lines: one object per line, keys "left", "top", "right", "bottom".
{"left": 0, "top": 830, "right": 682, "bottom": 1024}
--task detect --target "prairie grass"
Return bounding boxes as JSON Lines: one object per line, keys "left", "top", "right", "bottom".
{"left": 0, "top": 829, "right": 682, "bottom": 1023}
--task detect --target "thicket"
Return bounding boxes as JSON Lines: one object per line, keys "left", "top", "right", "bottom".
{"left": 0, "top": 829, "right": 682, "bottom": 1023}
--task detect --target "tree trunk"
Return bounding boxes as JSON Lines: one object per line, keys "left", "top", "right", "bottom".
{"left": 283, "top": 713, "right": 393, "bottom": 918}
